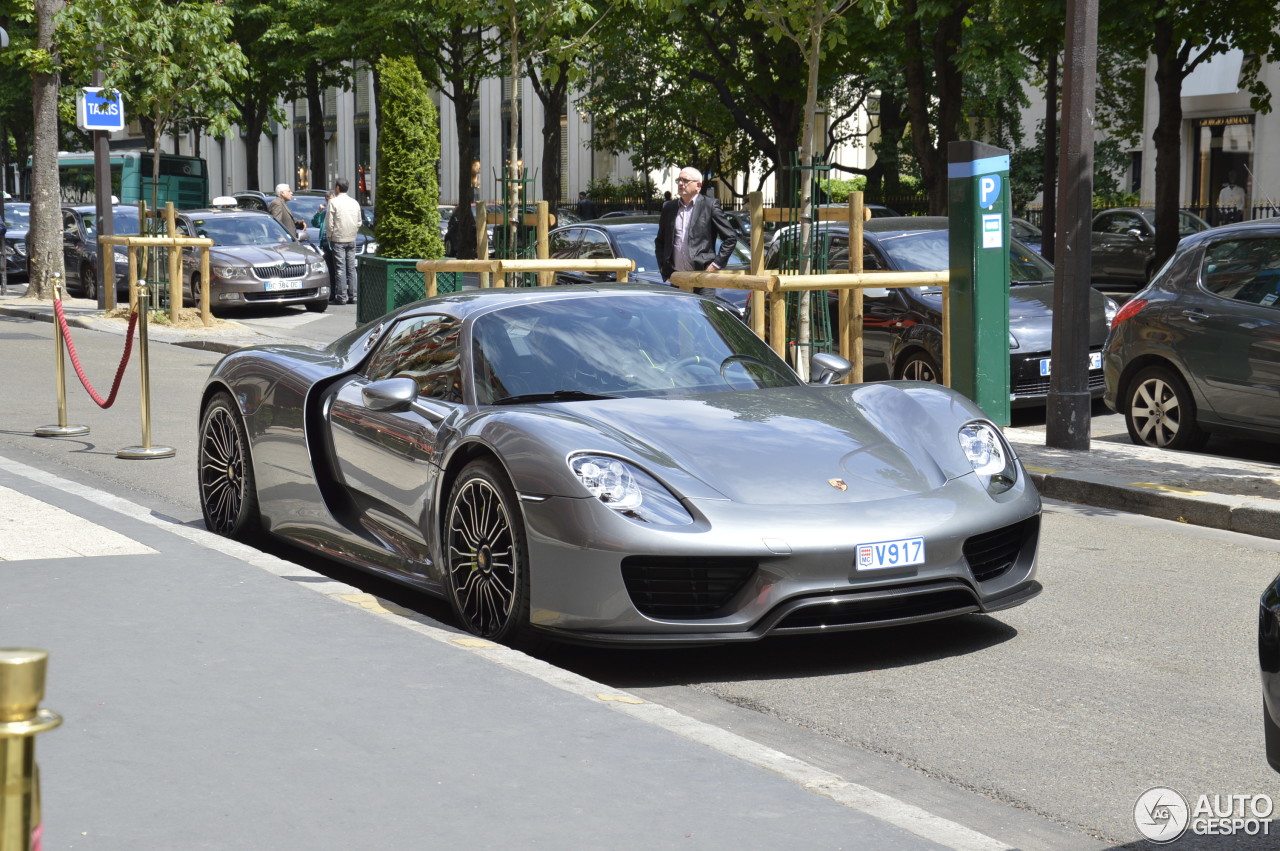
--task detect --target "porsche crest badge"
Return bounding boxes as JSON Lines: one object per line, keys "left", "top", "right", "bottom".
{"left": 828, "top": 478, "right": 848, "bottom": 491}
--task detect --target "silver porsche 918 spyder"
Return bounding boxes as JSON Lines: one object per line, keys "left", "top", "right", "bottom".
{"left": 198, "top": 285, "right": 1041, "bottom": 646}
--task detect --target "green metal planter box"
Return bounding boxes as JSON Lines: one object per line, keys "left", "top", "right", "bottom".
{"left": 355, "top": 255, "right": 460, "bottom": 324}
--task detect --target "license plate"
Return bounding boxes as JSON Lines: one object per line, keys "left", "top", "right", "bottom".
{"left": 1039, "top": 351, "right": 1102, "bottom": 376}
{"left": 264, "top": 279, "right": 294, "bottom": 292}
{"left": 856, "top": 537, "right": 925, "bottom": 571}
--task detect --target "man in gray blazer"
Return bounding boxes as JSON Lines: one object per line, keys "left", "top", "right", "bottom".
{"left": 655, "top": 166, "right": 737, "bottom": 297}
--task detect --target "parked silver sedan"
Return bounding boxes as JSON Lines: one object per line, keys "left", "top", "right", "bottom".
{"left": 199, "top": 285, "right": 1042, "bottom": 646}
{"left": 176, "top": 209, "right": 330, "bottom": 313}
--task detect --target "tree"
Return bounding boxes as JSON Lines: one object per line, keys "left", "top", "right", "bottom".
{"left": 24, "top": 0, "right": 61, "bottom": 300}
{"left": 374, "top": 55, "right": 442, "bottom": 259}
{"left": 59, "top": 0, "right": 248, "bottom": 212}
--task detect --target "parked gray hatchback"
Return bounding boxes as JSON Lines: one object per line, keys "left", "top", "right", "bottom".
{"left": 1103, "top": 217, "right": 1280, "bottom": 449}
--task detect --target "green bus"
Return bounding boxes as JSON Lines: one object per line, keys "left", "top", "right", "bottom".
{"left": 24, "top": 151, "right": 209, "bottom": 209}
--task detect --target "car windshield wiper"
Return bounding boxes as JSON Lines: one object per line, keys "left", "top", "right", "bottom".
{"left": 491, "top": 389, "right": 620, "bottom": 405}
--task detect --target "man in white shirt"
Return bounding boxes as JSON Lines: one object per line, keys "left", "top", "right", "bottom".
{"left": 1218, "top": 171, "right": 1246, "bottom": 224}
{"left": 326, "top": 178, "right": 362, "bottom": 304}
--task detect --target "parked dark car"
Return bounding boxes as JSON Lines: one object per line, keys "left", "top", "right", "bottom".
{"left": 174, "top": 208, "right": 330, "bottom": 313}
{"left": 1090, "top": 206, "right": 1209, "bottom": 289}
{"left": 764, "top": 217, "right": 1119, "bottom": 407}
{"left": 1011, "top": 217, "right": 1043, "bottom": 255}
{"left": 2, "top": 202, "right": 31, "bottom": 283}
{"left": 1103, "top": 218, "right": 1280, "bottom": 450}
{"left": 26, "top": 205, "right": 143, "bottom": 300}
{"left": 543, "top": 216, "right": 751, "bottom": 313}
{"left": 1262, "top": 572, "right": 1280, "bottom": 773}
{"left": 232, "top": 191, "right": 377, "bottom": 257}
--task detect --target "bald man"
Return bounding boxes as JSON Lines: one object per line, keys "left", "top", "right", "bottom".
{"left": 655, "top": 167, "right": 737, "bottom": 297}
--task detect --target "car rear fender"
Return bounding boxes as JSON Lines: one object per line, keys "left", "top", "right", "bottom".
{"left": 1114, "top": 353, "right": 1196, "bottom": 414}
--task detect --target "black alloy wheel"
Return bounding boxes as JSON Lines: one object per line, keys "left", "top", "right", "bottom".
{"left": 80, "top": 263, "right": 97, "bottom": 302}
{"left": 444, "top": 459, "right": 530, "bottom": 643}
{"left": 1124, "top": 365, "right": 1207, "bottom": 450}
{"left": 897, "top": 351, "right": 941, "bottom": 383}
{"left": 198, "top": 392, "right": 261, "bottom": 538}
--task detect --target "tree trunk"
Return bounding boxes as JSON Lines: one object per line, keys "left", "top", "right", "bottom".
{"left": 1151, "top": 21, "right": 1185, "bottom": 273}
{"left": 1041, "top": 50, "right": 1059, "bottom": 263}
{"left": 903, "top": 0, "right": 971, "bottom": 215}
{"left": 28, "top": 0, "right": 65, "bottom": 300}
{"left": 452, "top": 88, "right": 478, "bottom": 259}
{"left": 538, "top": 76, "right": 568, "bottom": 204}
{"left": 306, "top": 64, "right": 326, "bottom": 190}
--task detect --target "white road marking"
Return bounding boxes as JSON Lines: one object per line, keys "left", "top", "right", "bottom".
{"left": 0, "top": 453, "right": 1011, "bottom": 851}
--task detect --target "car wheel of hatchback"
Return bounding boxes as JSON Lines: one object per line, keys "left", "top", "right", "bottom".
{"left": 896, "top": 351, "right": 941, "bottom": 383}
{"left": 1124, "top": 365, "right": 1207, "bottom": 450}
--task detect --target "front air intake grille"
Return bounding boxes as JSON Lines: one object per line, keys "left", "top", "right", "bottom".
{"left": 621, "top": 557, "right": 757, "bottom": 619}
{"left": 773, "top": 587, "right": 980, "bottom": 631}
{"left": 1014, "top": 371, "right": 1106, "bottom": 397}
{"left": 963, "top": 516, "right": 1040, "bottom": 582}
{"left": 252, "top": 262, "right": 308, "bottom": 279}
{"left": 242, "top": 287, "right": 320, "bottom": 301}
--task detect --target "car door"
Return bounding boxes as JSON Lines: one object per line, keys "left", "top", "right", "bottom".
{"left": 1091, "top": 211, "right": 1145, "bottom": 282}
{"left": 325, "top": 314, "right": 462, "bottom": 553}
{"left": 548, "top": 227, "right": 586, "bottom": 284}
{"left": 858, "top": 239, "right": 907, "bottom": 381}
{"left": 1172, "top": 234, "right": 1280, "bottom": 427}
{"left": 576, "top": 227, "right": 618, "bottom": 282}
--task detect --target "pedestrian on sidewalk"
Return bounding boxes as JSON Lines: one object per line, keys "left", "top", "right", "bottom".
{"left": 326, "top": 178, "right": 362, "bottom": 305}
{"left": 269, "top": 184, "right": 305, "bottom": 238}
{"left": 655, "top": 166, "right": 736, "bottom": 298}
{"left": 311, "top": 193, "right": 337, "bottom": 297}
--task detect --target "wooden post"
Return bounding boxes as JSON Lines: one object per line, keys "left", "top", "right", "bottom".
{"left": 199, "top": 246, "right": 211, "bottom": 326}
{"left": 846, "top": 191, "right": 865, "bottom": 383}
{"left": 165, "top": 202, "right": 180, "bottom": 324}
{"left": 768, "top": 288, "right": 787, "bottom": 359}
{"left": 749, "top": 191, "right": 766, "bottom": 339}
{"left": 476, "top": 201, "right": 490, "bottom": 288}
{"left": 536, "top": 200, "right": 551, "bottom": 286}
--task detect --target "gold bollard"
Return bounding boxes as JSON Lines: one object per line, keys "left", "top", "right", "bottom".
{"left": 35, "top": 276, "right": 90, "bottom": 439}
{"left": 0, "top": 649, "right": 62, "bottom": 851}
{"left": 117, "top": 281, "right": 175, "bottom": 459}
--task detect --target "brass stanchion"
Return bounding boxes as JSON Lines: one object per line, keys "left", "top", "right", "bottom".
{"left": 117, "top": 281, "right": 174, "bottom": 459}
{"left": 0, "top": 649, "right": 61, "bottom": 851}
{"left": 35, "top": 276, "right": 90, "bottom": 439}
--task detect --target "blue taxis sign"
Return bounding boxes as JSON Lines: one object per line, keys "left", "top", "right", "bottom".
{"left": 76, "top": 88, "right": 125, "bottom": 133}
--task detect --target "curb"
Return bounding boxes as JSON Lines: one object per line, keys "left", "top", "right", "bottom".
{"left": 0, "top": 301, "right": 262, "bottom": 355}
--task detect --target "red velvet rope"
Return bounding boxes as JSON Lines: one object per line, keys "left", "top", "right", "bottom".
{"left": 52, "top": 298, "right": 139, "bottom": 409}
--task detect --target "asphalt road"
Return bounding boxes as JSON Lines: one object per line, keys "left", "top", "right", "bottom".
{"left": 4, "top": 309, "right": 1279, "bottom": 848}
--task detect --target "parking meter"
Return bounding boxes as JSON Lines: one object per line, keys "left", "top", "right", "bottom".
{"left": 947, "top": 141, "right": 1011, "bottom": 426}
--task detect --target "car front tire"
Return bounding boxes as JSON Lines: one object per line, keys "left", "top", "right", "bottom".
{"left": 198, "top": 392, "right": 261, "bottom": 538}
{"left": 1124, "top": 365, "right": 1206, "bottom": 450}
{"left": 444, "top": 459, "right": 531, "bottom": 644}
{"left": 896, "top": 350, "right": 941, "bottom": 383}
{"left": 305, "top": 299, "right": 329, "bottom": 313}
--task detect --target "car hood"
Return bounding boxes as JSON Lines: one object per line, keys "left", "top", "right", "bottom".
{"left": 1007, "top": 283, "right": 1112, "bottom": 351}
{"left": 510, "top": 382, "right": 979, "bottom": 505}
{"left": 209, "top": 244, "right": 320, "bottom": 265}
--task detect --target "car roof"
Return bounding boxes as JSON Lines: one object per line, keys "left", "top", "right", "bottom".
{"left": 564, "top": 216, "right": 662, "bottom": 228}
{"left": 178, "top": 208, "right": 272, "bottom": 217}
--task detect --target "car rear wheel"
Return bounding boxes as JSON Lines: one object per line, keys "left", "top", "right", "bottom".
{"left": 198, "top": 392, "right": 261, "bottom": 538}
{"left": 444, "top": 459, "right": 530, "bottom": 644}
{"left": 80, "top": 263, "right": 97, "bottom": 302}
{"left": 896, "top": 351, "right": 941, "bottom": 383}
{"left": 1124, "top": 365, "right": 1206, "bottom": 450}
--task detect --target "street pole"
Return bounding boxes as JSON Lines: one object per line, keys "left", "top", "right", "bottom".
{"left": 1046, "top": 0, "right": 1098, "bottom": 451}
{"left": 93, "top": 59, "right": 114, "bottom": 311}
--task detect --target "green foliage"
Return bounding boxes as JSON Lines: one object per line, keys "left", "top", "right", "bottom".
{"left": 375, "top": 56, "right": 443, "bottom": 260}
{"left": 818, "top": 176, "right": 864, "bottom": 202}
{"left": 585, "top": 175, "right": 656, "bottom": 204}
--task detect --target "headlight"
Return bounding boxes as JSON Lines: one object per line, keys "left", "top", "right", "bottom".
{"left": 958, "top": 421, "right": 1018, "bottom": 495}
{"left": 365, "top": 241, "right": 378, "bottom": 255}
{"left": 1009, "top": 332, "right": 1019, "bottom": 350}
{"left": 214, "top": 265, "right": 249, "bottom": 279}
{"left": 113, "top": 247, "right": 128, "bottom": 261}
{"left": 1104, "top": 296, "right": 1119, "bottom": 325}
{"left": 308, "top": 261, "right": 326, "bottom": 274}
{"left": 15, "top": 242, "right": 26, "bottom": 256}
{"left": 569, "top": 454, "right": 693, "bottom": 526}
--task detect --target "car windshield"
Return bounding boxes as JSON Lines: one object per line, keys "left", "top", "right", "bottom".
{"left": 81, "top": 209, "right": 141, "bottom": 237}
{"left": 876, "top": 230, "right": 1054, "bottom": 285}
{"left": 187, "top": 214, "right": 294, "bottom": 245}
{"left": 472, "top": 294, "right": 798, "bottom": 404}
{"left": 610, "top": 225, "right": 751, "bottom": 274}
{"left": 3, "top": 204, "right": 31, "bottom": 228}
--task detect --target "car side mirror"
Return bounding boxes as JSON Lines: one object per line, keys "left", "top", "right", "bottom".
{"left": 1125, "top": 228, "right": 1144, "bottom": 240}
{"left": 362, "top": 376, "right": 418, "bottom": 412}
{"left": 810, "top": 352, "right": 852, "bottom": 385}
